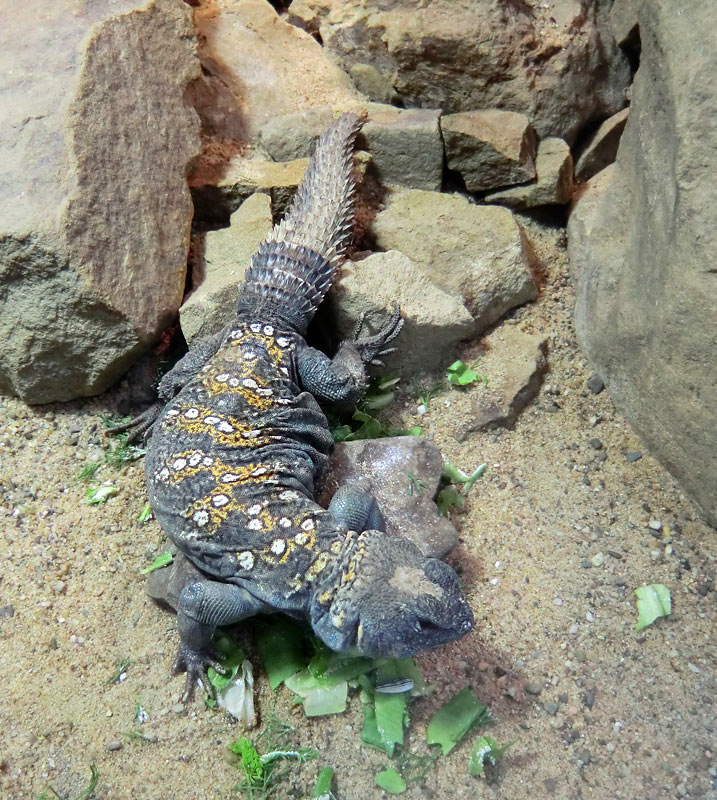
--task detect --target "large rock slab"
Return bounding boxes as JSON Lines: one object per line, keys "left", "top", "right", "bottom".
{"left": 331, "top": 251, "right": 475, "bottom": 375}
{"left": 289, "top": 0, "right": 630, "bottom": 142}
{"left": 0, "top": 0, "right": 200, "bottom": 403}
{"left": 372, "top": 190, "right": 537, "bottom": 333}
{"left": 441, "top": 110, "right": 537, "bottom": 192}
{"left": 574, "top": 108, "right": 629, "bottom": 183}
{"left": 181, "top": 193, "right": 273, "bottom": 344}
{"left": 568, "top": 0, "right": 717, "bottom": 527}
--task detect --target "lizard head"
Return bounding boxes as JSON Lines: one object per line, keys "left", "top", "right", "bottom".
{"left": 309, "top": 531, "right": 473, "bottom": 658}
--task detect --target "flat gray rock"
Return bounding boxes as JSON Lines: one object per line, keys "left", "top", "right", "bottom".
{"left": 318, "top": 437, "right": 460, "bottom": 559}
{"left": 568, "top": 0, "right": 717, "bottom": 527}
{"left": 0, "top": 0, "right": 200, "bottom": 403}
{"left": 372, "top": 189, "right": 537, "bottom": 334}
{"left": 574, "top": 109, "right": 629, "bottom": 183}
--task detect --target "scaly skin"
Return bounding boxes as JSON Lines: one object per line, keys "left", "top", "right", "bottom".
{"left": 126, "top": 113, "right": 473, "bottom": 700}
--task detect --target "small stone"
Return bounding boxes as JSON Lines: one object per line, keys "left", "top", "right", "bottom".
{"left": 587, "top": 375, "right": 605, "bottom": 394}
{"left": 648, "top": 518, "right": 662, "bottom": 531}
{"left": 569, "top": 623, "right": 579, "bottom": 635}
{"left": 589, "top": 438, "right": 603, "bottom": 450}
{"left": 524, "top": 683, "right": 542, "bottom": 696}
{"left": 504, "top": 686, "right": 518, "bottom": 700}
{"left": 625, "top": 450, "right": 643, "bottom": 462}
{"left": 0, "top": 604, "right": 15, "bottom": 619}
{"left": 591, "top": 552, "right": 605, "bottom": 567}
{"left": 171, "top": 703, "right": 185, "bottom": 714}
{"left": 106, "top": 740, "right": 123, "bottom": 752}
{"left": 52, "top": 581, "right": 67, "bottom": 594}
{"left": 576, "top": 750, "right": 592, "bottom": 766}
{"left": 688, "top": 663, "right": 701, "bottom": 674}
{"left": 583, "top": 688, "right": 596, "bottom": 710}
{"left": 543, "top": 701, "right": 559, "bottom": 716}
{"left": 580, "top": 559, "right": 593, "bottom": 569}
{"left": 545, "top": 402, "right": 561, "bottom": 413}
{"left": 586, "top": 611, "right": 595, "bottom": 622}
{"left": 554, "top": 597, "right": 564, "bottom": 606}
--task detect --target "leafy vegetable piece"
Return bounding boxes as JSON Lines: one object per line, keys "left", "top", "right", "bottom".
{"left": 376, "top": 658, "right": 426, "bottom": 696}
{"left": 635, "top": 584, "right": 672, "bottom": 631}
{"left": 139, "top": 551, "right": 173, "bottom": 575}
{"left": 207, "top": 633, "right": 246, "bottom": 695}
{"left": 75, "top": 462, "right": 101, "bottom": 482}
{"left": 86, "top": 483, "right": 118, "bottom": 504}
{"left": 256, "top": 617, "right": 306, "bottom": 690}
{"left": 436, "top": 485, "right": 463, "bottom": 517}
{"left": 284, "top": 669, "right": 348, "bottom": 716}
{"left": 426, "top": 688, "right": 493, "bottom": 755}
{"left": 375, "top": 691, "right": 408, "bottom": 751}
{"left": 437, "top": 462, "right": 487, "bottom": 516}
{"left": 447, "top": 360, "right": 480, "bottom": 386}
{"left": 137, "top": 502, "right": 153, "bottom": 522}
{"left": 441, "top": 461, "right": 487, "bottom": 492}
{"left": 362, "top": 704, "right": 395, "bottom": 756}
{"left": 312, "top": 766, "right": 335, "bottom": 799}
{"left": 228, "top": 736, "right": 264, "bottom": 785}
{"left": 375, "top": 767, "right": 407, "bottom": 794}
{"left": 331, "top": 408, "right": 422, "bottom": 442}
{"left": 107, "top": 657, "right": 131, "bottom": 685}
{"left": 218, "top": 660, "right": 256, "bottom": 724}
{"left": 468, "top": 736, "right": 509, "bottom": 776}
{"left": 309, "top": 644, "right": 375, "bottom": 683}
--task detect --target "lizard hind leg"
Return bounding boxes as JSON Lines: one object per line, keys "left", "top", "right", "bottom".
{"left": 174, "top": 579, "right": 269, "bottom": 702}
{"left": 328, "top": 483, "right": 386, "bottom": 533}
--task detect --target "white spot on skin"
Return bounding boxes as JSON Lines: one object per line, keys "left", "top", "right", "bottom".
{"left": 202, "top": 457, "right": 214, "bottom": 466}
{"left": 294, "top": 531, "right": 309, "bottom": 545}
{"left": 193, "top": 510, "right": 209, "bottom": 527}
{"left": 216, "top": 422, "right": 233, "bottom": 433}
{"left": 270, "top": 539, "right": 286, "bottom": 555}
{"left": 172, "top": 458, "right": 187, "bottom": 471}
{"left": 256, "top": 388, "right": 273, "bottom": 397}
{"left": 276, "top": 336, "right": 291, "bottom": 348}
{"left": 242, "top": 378, "right": 259, "bottom": 389}
{"left": 263, "top": 324, "right": 274, "bottom": 336}
{"left": 243, "top": 350, "right": 257, "bottom": 361}
{"left": 279, "top": 517, "right": 292, "bottom": 528}
{"left": 204, "top": 416, "right": 220, "bottom": 425}
{"left": 250, "top": 323, "right": 261, "bottom": 333}
{"left": 279, "top": 367, "right": 290, "bottom": 376}
{"left": 238, "top": 551, "right": 254, "bottom": 569}
{"left": 228, "top": 378, "right": 240, "bottom": 387}
{"left": 229, "top": 329, "right": 241, "bottom": 339}
{"left": 388, "top": 565, "right": 446, "bottom": 600}
{"left": 215, "top": 373, "right": 229, "bottom": 382}
{"left": 222, "top": 473, "right": 241, "bottom": 483}
{"left": 158, "top": 467, "right": 170, "bottom": 481}
{"left": 279, "top": 490, "right": 299, "bottom": 500}
{"left": 241, "top": 429, "right": 261, "bottom": 439}
{"left": 189, "top": 454, "right": 202, "bottom": 467}
{"left": 247, "top": 518, "right": 263, "bottom": 530}
{"left": 252, "top": 467, "right": 268, "bottom": 477}
{"left": 247, "top": 504, "right": 261, "bottom": 516}
{"left": 212, "top": 494, "right": 230, "bottom": 507}
{"left": 276, "top": 397, "right": 291, "bottom": 405}
{"left": 167, "top": 409, "right": 180, "bottom": 417}
{"left": 301, "top": 519, "right": 315, "bottom": 531}
{"left": 184, "top": 408, "right": 199, "bottom": 419}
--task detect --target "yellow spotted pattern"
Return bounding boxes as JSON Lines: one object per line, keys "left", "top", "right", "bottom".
{"left": 162, "top": 405, "right": 274, "bottom": 448}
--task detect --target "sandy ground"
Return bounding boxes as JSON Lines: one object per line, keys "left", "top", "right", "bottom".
{"left": 1, "top": 219, "right": 715, "bottom": 800}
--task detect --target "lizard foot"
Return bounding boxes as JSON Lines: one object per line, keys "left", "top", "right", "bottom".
{"left": 106, "top": 403, "right": 162, "bottom": 444}
{"left": 352, "top": 305, "right": 404, "bottom": 366}
{"left": 172, "top": 642, "right": 228, "bottom": 703}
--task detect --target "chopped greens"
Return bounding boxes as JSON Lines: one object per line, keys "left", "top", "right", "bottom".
{"left": 107, "top": 657, "right": 131, "bottom": 685}
{"left": 139, "top": 551, "right": 173, "bottom": 575}
{"left": 468, "top": 736, "right": 509, "bottom": 776}
{"left": 447, "top": 360, "right": 487, "bottom": 387}
{"left": 332, "top": 408, "right": 421, "bottom": 442}
{"left": 635, "top": 584, "right": 672, "bottom": 631}
{"left": 229, "top": 736, "right": 265, "bottom": 784}
{"left": 85, "top": 482, "right": 118, "bottom": 505}
{"left": 284, "top": 669, "right": 348, "bottom": 716}
{"left": 255, "top": 617, "right": 306, "bottom": 690}
{"left": 426, "top": 687, "right": 493, "bottom": 755}
{"left": 137, "top": 501, "right": 153, "bottom": 522}
{"left": 436, "top": 461, "right": 487, "bottom": 516}
{"left": 312, "top": 766, "right": 335, "bottom": 799}
{"left": 205, "top": 633, "right": 256, "bottom": 724}
{"left": 375, "top": 767, "right": 407, "bottom": 794}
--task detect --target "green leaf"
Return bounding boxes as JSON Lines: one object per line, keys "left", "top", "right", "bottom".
{"left": 137, "top": 502, "right": 153, "bottom": 523}
{"left": 447, "top": 360, "right": 480, "bottom": 386}
{"left": 75, "top": 462, "right": 101, "bottom": 483}
{"left": 361, "top": 703, "right": 395, "bottom": 755}
{"left": 635, "top": 584, "right": 672, "bottom": 631}
{"left": 375, "top": 691, "right": 408, "bottom": 751}
{"left": 228, "top": 736, "right": 264, "bottom": 785}
{"left": 426, "top": 688, "right": 493, "bottom": 755}
{"left": 436, "top": 486, "right": 464, "bottom": 517}
{"left": 255, "top": 618, "right": 306, "bottom": 690}
{"left": 468, "top": 736, "right": 509, "bottom": 776}
{"left": 85, "top": 483, "right": 118, "bottom": 504}
{"left": 207, "top": 633, "right": 245, "bottom": 694}
{"left": 284, "top": 669, "right": 348, "bottom": 716}
{"left": 375, "top": 767, "right": 407, "bottom": 794}
{"left": 312, "top": 766, "right": 335, "bottom": 799}
{"left": 139, "top": 551, "right": 173, "bottom": 575}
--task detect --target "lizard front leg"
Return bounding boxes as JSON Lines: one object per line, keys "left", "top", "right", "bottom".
{"left": 297, "top": 306, "right": 403, "bottom": 405}
{"left": 328, "top": 483, "right": 386, "bottom": 533}
{"left": 173, "top": 578, "right": 269, "bottom": 702}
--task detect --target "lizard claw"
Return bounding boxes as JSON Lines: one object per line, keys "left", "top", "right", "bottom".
{"left": 352, "top": 305, "right": 404, "bottom": 366}
{"left": 172, "top": 642, "right": 228, "bottom": 703}
{"left": 107, "top": 403, "right": 162, "bottom": 444}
